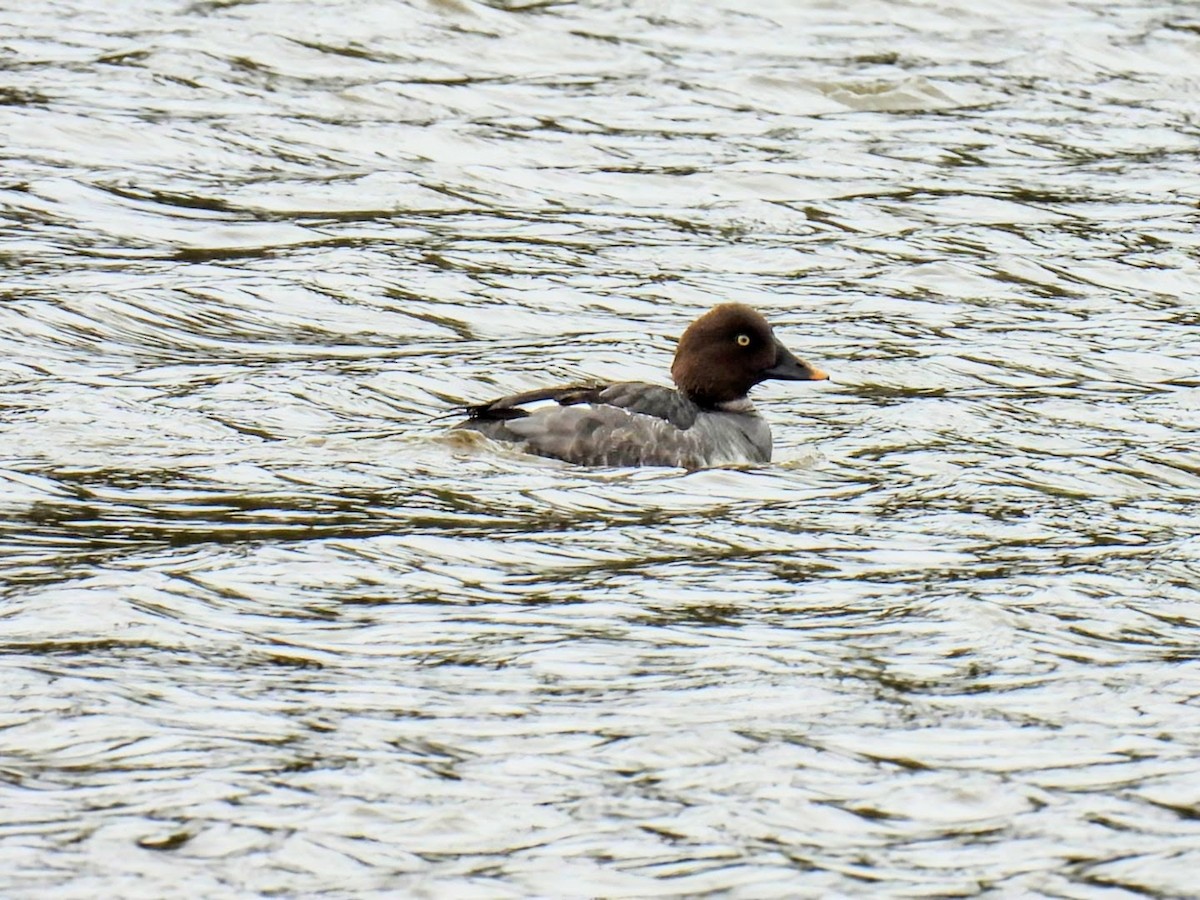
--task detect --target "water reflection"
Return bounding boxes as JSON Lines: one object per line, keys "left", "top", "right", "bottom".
{"left": 2, "top": 0, "right": 1200, "bottom": 895}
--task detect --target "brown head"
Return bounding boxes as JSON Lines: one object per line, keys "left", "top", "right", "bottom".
{"left": 670, "top": 303, "right": 827, "bottom": 406}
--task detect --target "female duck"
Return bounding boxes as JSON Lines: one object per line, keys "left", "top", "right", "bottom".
{"left": 457, "top": 303, "right": 827, "bottom": 468}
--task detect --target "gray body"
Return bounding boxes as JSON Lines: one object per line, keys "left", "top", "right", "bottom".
{"left": 459, "top": 383, "right": 772, "bottom": 469}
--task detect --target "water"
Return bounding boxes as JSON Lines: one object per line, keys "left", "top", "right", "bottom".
{"left": 2, "top": 0, "right": 1200, "bottom": 895}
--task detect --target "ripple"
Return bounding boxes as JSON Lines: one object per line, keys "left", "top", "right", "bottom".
{"left": 3, "top": 0, "right": 1200, "bottom": 895}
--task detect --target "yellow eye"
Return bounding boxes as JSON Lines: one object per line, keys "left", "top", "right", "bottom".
{"left": 736, "top": 334, "right": 751, "bottom": 347}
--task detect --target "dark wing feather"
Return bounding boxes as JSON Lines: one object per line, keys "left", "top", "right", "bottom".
{"left": 590, "top": 383, "right": 697, "bottom": 429}
{"left": 465, "top": 383, "right": 607, "bottom": 421}
{"left": 464, "top": 382, "right": 696, "bottom": 428}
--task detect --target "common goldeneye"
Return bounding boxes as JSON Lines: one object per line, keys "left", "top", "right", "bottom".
{"left": 456, "top": 303, "right": 827, "bottom": 468}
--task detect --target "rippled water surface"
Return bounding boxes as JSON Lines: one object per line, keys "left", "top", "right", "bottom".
{"left": 3, "top": 0, "right": 1200, "bottom": 896}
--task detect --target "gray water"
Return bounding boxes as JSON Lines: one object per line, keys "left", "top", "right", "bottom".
{"left": 3, "top": 0, "right": 1200, "bottom": 896}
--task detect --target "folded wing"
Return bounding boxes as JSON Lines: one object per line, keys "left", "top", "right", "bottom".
{"left": 461, "top": 382, "right": 712, "bottom": 467}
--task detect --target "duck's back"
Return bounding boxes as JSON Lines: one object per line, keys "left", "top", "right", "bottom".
{"left": 459, "top": 382, "right": 771, "bottom": 468}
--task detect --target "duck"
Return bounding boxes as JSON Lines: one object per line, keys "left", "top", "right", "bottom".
{"left": 455, "top": 303, "right": 827, "bottom": 468}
